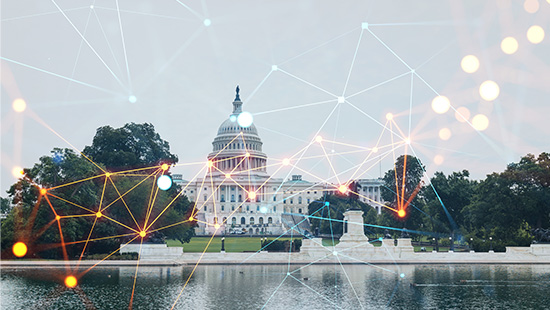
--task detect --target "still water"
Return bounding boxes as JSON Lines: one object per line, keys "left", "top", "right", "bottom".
{"left": 1, "top": 264, "right": 550, "bottom": 309}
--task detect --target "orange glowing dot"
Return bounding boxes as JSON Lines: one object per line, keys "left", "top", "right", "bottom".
{"left": 386, "top": 113, "right": 393, "bottom": 120}
{"left": 338, "top": 185, "right": 348, "bottom": 194}
{"left": 225, "top": 173, "right": 231, "bottom": 179}
{"left": 206, "top": 160, "right": 213, "bottom": 168}
{"left": 214, "top": 224, "right": 220, "bottom": 229}
{"left": 12, "top": 242, "right": 27, "bottom": 257}
{"left": 55, "top": 215, "right": 61, "bottom": 221}
{"left": 11, "top": 166, "right": 24, "bottom": 178}
{"left": 40, "top": 188, "right": 47, "bottom": 195}
{"left": 397, "top": 209, "right": 406, "bottom": 218}
{"left": 65, "top": 275, "right": 77, "bottom": 288}
{"left": 189, "top": 216, "right": 195, "bottom": 221}
{"left": 282, "top": 158, "right": 290, "bottom": 166}
{"left": 248, "top": 191, "right": 257, "bottom": 199}
{"left": 315, "top": 136, "right": 323, "bottom": 143}
{"left": 372, "top": 147, "right": 378, "bottom": 153}
{"left": 12, "top": 98, "right": 27, "bottom": 112}
{"left": 105, "top": 172, "right": 111, "bottom": 178}
{"left": 460, "top": 55, "right": 479, "bottom": 73}
{"left": 431, "top": 96, "right": 451, "bottom": 114}
{"left": 139, "top": 231, "right": 146, "bottom": 238}
{"left": 245, "top": 152, "right": 250, "bottom": 157}
{"left": 96, "top": 211, "right": 102, "bottom": 218}
{"left": 161, "top": 163, "right": 169, "bottom": 171}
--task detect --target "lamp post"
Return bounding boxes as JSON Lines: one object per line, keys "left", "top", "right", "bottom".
{"left": 221, "top": 237, "right": 225, "bottom": 253}
{"left": 469, "top": 237, "right": 474, "bottom": 252}
{"left": 489, "top": 237, "right": 493, "bottom": 252}
{"left": 449, "top": 236, "right": 453, "bottom": 252}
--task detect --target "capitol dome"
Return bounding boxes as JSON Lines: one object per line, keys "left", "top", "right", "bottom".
{"left": 207, "top": 86, "right": 267, "bottom": 174}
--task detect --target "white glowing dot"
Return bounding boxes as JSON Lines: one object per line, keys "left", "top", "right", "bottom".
{"left": 386, "top": 113, "right": 393, "bottom": 120}
{"left": 400, "top": 273, "right": 405, "bottom": 278}
{"left": 524, "top": 0, "right": 540, "bottom": 13}
{"left": 214, "top": 224, "right": 220, "bottom": 229}
{"left": 372, "top": 147, "right": 378, "bottom": 153}
{"left": 361, "top": 22, "right": 368, "bottom": 29}
{"left": 460, "top": 55, "right": 479, "bottom": 73}
{"left": 527, "top": 25, "right": 545, "bottom": 44}
{"left": 455, "top": 107, "right": 471, "bottom": 123}
{"left": 431, "top": 96, "right": 451, "bottom": 114}
{"left": 128, "top": 95, "right": 137, "bottom": 103}
{"left": 203, "top": 19, "right": 211, "bottom": 27}
{"left": 90, "top": 5, "right": 94, "bottom": 9}
{"left": 272, "top": 65, "right": 278, "bottom": 71}
{"left": 501, "top": 37, "right": 518, "bottom": 54}
{"left": 472, "top": 114, "right": 490, "bottom": 131}
{"left": 434, "top": 155, "right": 444, "bottom": 165}
{"left": 260, "top": 207, "right": 267, "bottom": 213}
{"left": 438, "top": 128, "right": 452, "bottom": 140}
{"left": 12, "top": 166, "right": 24, "bottom": 178}
{"left": 225, "top": 173, "right": 231, "bottom": 179}
{"left": 237, "top": 111, "right": 253, "bottom": 128}
{"left": 333, "top": 251, "right": 338, "bottom": 256}
{"left": 12, "top": 98, "right": 26, "bottom": 112}
{"left": 229, "top": 115, "right": 237, "bottom": 122}
{"left": 157, "top": 175, "right": 172, "bottom": 190}
{"left": 248, "top": 191, "right": 256, "bottom": 199}
{"left": 405, "top": 137, "right": 411, "bottom": 145}
{"left": 337, "top": 97, "right": 345, "bottom": 104}
{"left": 479, "top": 81, "right": 500, "bottom": 101}
{"left": 315, "top": 136, "right": 323, "bottom": 143}
{"left": 282, "top": 158, "right": 290, "bottom": 166}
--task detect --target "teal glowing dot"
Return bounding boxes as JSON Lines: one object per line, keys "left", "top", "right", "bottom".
{"left": 203, "top": 19, "right": 211, "bottom": 26}
{"left": 237, "top": 111, "right": 253, "bottom": 128}
{"left": 260, "top": 206, "right": 268, "bottom": 213}
{"left": 272, "top": 65, "right": 278, "bottom": 71}
{"left": 157, "top": 175, "right": 172, "bottom": 190}
{"left": 325, "top": 202, "right": 330, "bottom": 206}
{"left": 400, "top": 273, "right": 405, "bottom": 278}
{"left": 128, "top": 95, "right": 137, "bottom": 103}
{"left": 229, "top": 115, "right": 237, "bottom": 122}
{"left": 379, "top": 237, "right": 383, "bottom": 241}
{"left": 362, "top": 22, "right": 369, "bottom": 29}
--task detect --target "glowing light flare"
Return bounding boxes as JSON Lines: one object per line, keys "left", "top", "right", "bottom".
{"left": 245, "top": 152, "right": 250, "bottom": 157}
{"left": 237, "top": 111, "right": 253, "bottom": 128}
{"left": 372, "top": 147, "right": 378, "bottom": 153}
{"left": 282, "top": 158, "right": 290, "bottom": 166}
{"left": 225, "top": 173, "right": 231, "bottom": 179}
{"left": 385, "top": 113, "right": 393, "bottom": 120}
{"left": 338, "top": 185, "right": 348, "bottom": 194}
{"left": 472, "top": 114, "right": 490, "bottom": 131}
{"left": 12, "top": 242, "right": 27, "bottom": 257}
{"left": 189, "top": 216, "right": 195, "bottom": 221}
{"left": 527, "top": 25, "right": 545, "bottom": 44}
{"left": 96, "top": 211, "right": 102, "bottom": 218}
{"left": 203, "top": 19, "right": 211, "bottom": 26}
{"left": 438, "top": 128, "right": 452, "bottom": 140}
{"left": 524, "top": 0, "right": 540, "bottom": 13}
{"left": 248, "top": 191, "right": 257, "bottom": 200}
{"left": 206, "top": 160, "right": 213, "bottom": 168}
{"left": 397, "top": 209, "right": 406, "bottom": 218}
{"left": 139, "top": 231, "right": 146, "bottom": 238}
{"left": 12, "top": 98, "right": 27, "bottom": 112}
{"left": 55, "top": 215, "right": 61, "bottom": 221}
{"left": 214, "top": 224, "right": 220, "bottom": 229}
{"left": 315, "top": 136, "right": 323, "bottom": 143}
{"left": 404, "top": 137, "right": 411, "bottom": 145}
{"left": 11, "top": 166, "right": 24, "bottom": 178}
{"left": 128, "top": 95, "right": 137, "bottom": 103}
{"left": 161, "top": 164, "right": 169, "bottom": 171}
{"left": 479, "top": 81, "right": 500, "bottom": 101}
{"left": 501, "top": 37, "right": 518, "bottom": 54}
{"left": 455, "top": 107, "right": 471, "bottom": 123}
{"left": 434, "top": 155, "right": 444, "bottom": 165}
{"left": 65, "top": 275, "right": 77, "bottom": 288}
{"left": 157, "top": 175, "right": 172, "bottom": 191}
{"left": 105, "top": 172, "right": 111, "bottom": 178}
{"left": 460, "top": 55, "right": 479, "bottom": 73}
{"left": 431, "top": 96, "right": 451, "bottom": 114}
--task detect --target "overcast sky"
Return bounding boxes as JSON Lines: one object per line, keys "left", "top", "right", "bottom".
{"left": 2, "top": 0, "right": 549, "bottom": 194}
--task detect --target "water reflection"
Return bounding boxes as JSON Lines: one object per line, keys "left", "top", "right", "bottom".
{"left": 1, "top": 264, "right": 550, "bottom": 309}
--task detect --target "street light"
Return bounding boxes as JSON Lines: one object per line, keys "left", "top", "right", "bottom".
{"left": 449, "top": 236, "right": 453, "bottom": 252}
{"left": 489, "top": 237, "right": 493, "bottom": 252}
{"left": 221, "top": 237, "right": 225, "bottom": 252}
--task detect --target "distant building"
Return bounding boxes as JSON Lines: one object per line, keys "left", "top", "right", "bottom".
{"left": 180, "top": 88, "right": 384, "bottom": 236}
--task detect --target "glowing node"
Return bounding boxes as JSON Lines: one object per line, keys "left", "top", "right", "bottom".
{"left": 431, "top": 96, "right": 451, "bottom": 114}
{"left": 40, "top": 188, "right": 47, "bottom": 195}
{"left": 203, "top": 18, "right": 211, "bottom": 26}
{"left": 214, "top": 224, "right": 220, "bottom": 229}
{"left": 237, "top": 111, "right": 253, "bottom": 127}
{"left": 386, "top": 113, "right": 393, "bottom": 120}
{"left": 472, "top": 114, "right": 490, "bottom": 131}
{"left": 405, "top": 137, "right": 411, "bottom": 145}
{"left": 400, "top": 273, "right": 405, "bottom": 278}
{"left": 372, "top": 147, "right": 378, "bottom": 153}
{"left": 501, "top": 37, "right": 518, "bottom": 54}
{"left": 378, "top": 237, "right": 383, "bottom": 241}
{"left": 455, "top": 107, "right": 471, "bottom": 123}
{"left": 434, "top": 155, "right": 444, "bottom": 166}
{"left": 479, "top": 80, "right": 500, "bottom": 101}
{"left": 333, "top": 251, "right": 338, "bottom": 256}
{"left": 248, "top": 191, "right": 257, "bottom": 200}
{"left": 65, "top": 275, "right": 77, "bottom": 288}
{"left": 128, "top": 95, "right": 137, "bottom": 103}
{"left": 325, "top": 202, "right": 330, "bottom": 206}
{"left": 524, "top": 0, "right": 540, "bottom": 13}
{"left": 527, "top": 25, "right": 545, "bottom": 44}
{"left": 12, "top": 98, "right": 27, "bottom": 112}
{"left": 272, "top": 65, "right": 278, "bottom": 71}
{"left": 338, "top": 185, "right": 348, "bottom": 194}
{"left": 460, "top": 55, "right": 479, "bottom": 73}
{"left": 397, "top": 209, "right": 406, "bottom": 218}
{"left": 225, "top": 173, "right": 231, "bottom": 179}
{"left": 229, "top": 115, "right": 237, "bottom": 122}
{"left": 55, "top": 215, "right": 61, "bottom": 221}
{"left": 438, "top": 128, "right": 452, "bottom": 141}
{"left": 206, "top": 160, "right": 214, "bottom": 168}
{"left": 139, "top": 231, "right": 146, "bottom": 238}
{"left": 161, "top": 163, "right": 169, "bottom": 171}
{"left": 282, "top": 158, "right": 290, "bottom": 166}
{"left": 189, "top": 216, "right": 195, "bottom": 221}
{"left": 315, "top": 136, "right": 323, "bottom": 143}
{"left": 157, "top": 175, "right": 172, "bottom": 191}
{"left": 12, "top": 166, "right": 24, "bottom": 178}
{"left": 287, "top": 272, "right": 290, "bottom": 276}
{"left": 260, "top": 206, "right": 268, "bottom": 213}
{"left": 96, "top": 211, "right": 102, "bottom": 218}
{"left": 337, "top": 96, "right": 345, "bottom": 104}
{"left": 90, "top": 5, "right": 94, "bottom": 9}
{"left": 361, "top": 22, "right": 369, "bottom": 29}
{"left": 105, "top": 172, "right": 111, "bottom": 178}
{"left": 12, "top": 242, "right": 27, "bottom": 257}
{"left": 245, "top": 152, "right": 250, "bottom": 157}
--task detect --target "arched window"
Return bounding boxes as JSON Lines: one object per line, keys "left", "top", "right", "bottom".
{"left": 232, "top": 205, "right": 235, "bottom": 211}
{"left": 268, "top": 217, "right": 273, "bottom": 224}
{"left": 298, "top": 197, "right": 302, "bottom": 204}
{"left": 290, "top": 198, "right": 293, "bottom": 204}
{"left": 204, "top": 195, "right": 207, "bottom": 201}
{"left": 298, "top": 209, "right": 302, "bottom": 214}
{"left": 241, "top": 217, "right": 246, "bottom": 225}
{"left": 250, "top": 217, "right": 255, "bottom": 225}
{"left": 221, "top": 205, "right": 224, "bottom": 211}
{"left": 259, "top": 217, "right": 264, "bottom": 224}
{"left": 232, "top": 217, "right": 236, "bottom": 225}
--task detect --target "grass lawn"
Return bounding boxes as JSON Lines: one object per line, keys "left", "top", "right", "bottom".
{"left": 167, "top": 237, "right": 301, "bottom": 253}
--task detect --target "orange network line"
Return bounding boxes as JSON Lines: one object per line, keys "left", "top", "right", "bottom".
{"left": 107, "top": 177, "right": 142, "bottom": 231}
{"left": 128, "top": 237, "right": 144, "bottom": 310}
{"left": 80, "top": 235, "right": 140, "bottom": 276}
{"left": 100, "top": 168, "right": 159, "bottom": 212}
{"left": 144, "top": 168, "right": 163, "bottom": 229}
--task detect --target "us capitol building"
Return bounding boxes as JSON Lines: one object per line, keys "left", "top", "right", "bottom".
{"left": 177, "top": 87, "right": 384, "bottom": 236}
